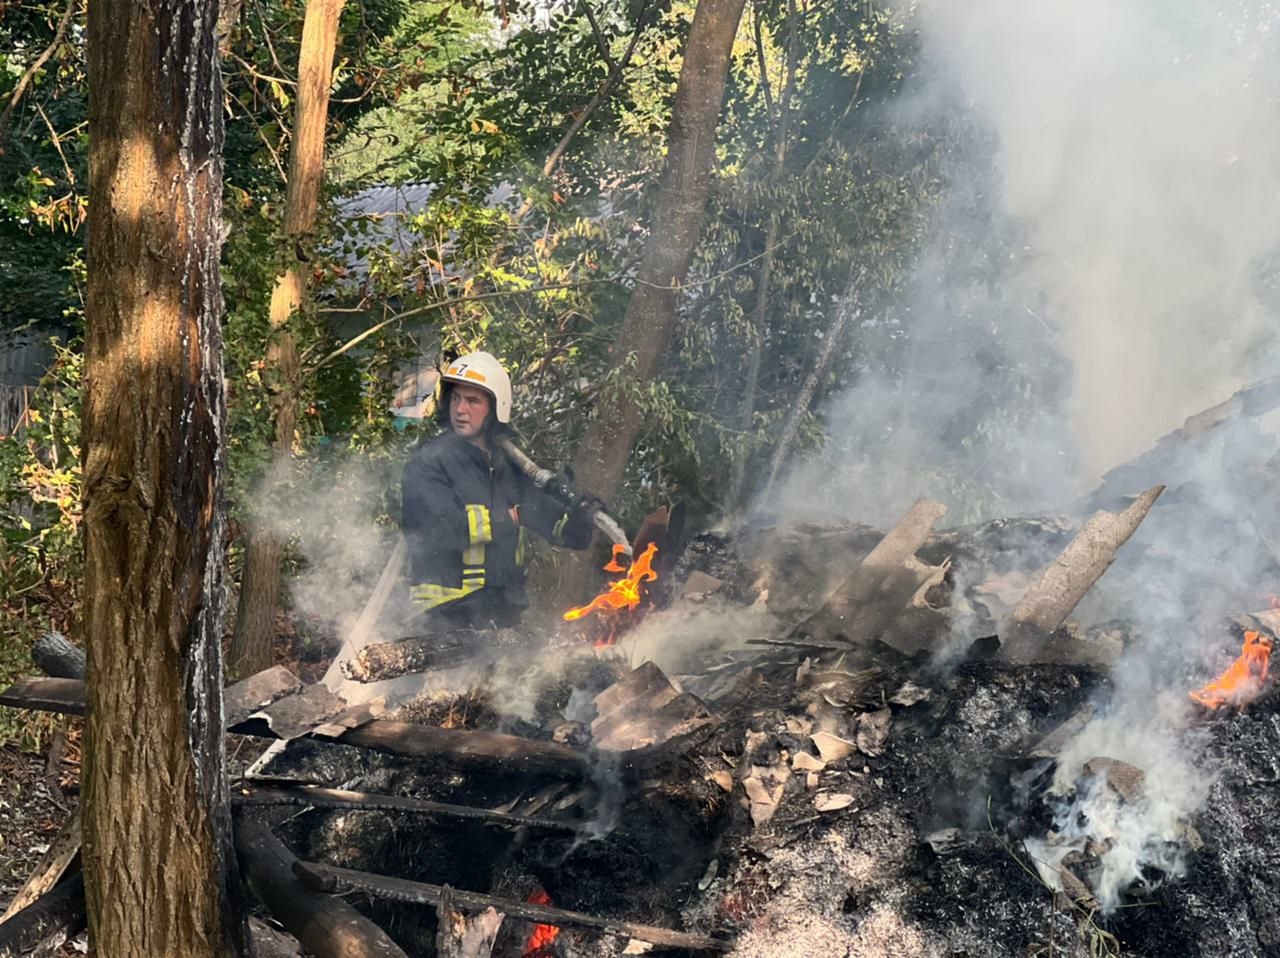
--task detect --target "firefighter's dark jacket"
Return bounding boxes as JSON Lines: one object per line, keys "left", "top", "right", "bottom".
{"left": 401, "top": 430, "right": 592, "bottom": 619}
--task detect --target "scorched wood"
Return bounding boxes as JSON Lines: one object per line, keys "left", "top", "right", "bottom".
{"left": 0, "top": 873, "right": 85, "bottom": 958}
{"left": 435, "top": 886, "right": 501, "bottom": 958}
{"left": 233, "top": 784, "right": 588, "bottom": 833}
{"left": 1001, "top": 485, "right": 1164, "bottom": 663}
{"left": 234, "top": 813, "right": 408, "bottom": 958}
{"left": 342, "top": 632, "right": 478, "bottom": 683}
{"left": 294, "top": 862, "right": 731, "bottom": 953}
{"left": 0, "top": 814, "right": 80, "bottom": 922}
{"left": 0, "top": 678, "right": 595, "bottom": 779}
{"left": 30, "top": 632, "right": 85, "bottom": 680}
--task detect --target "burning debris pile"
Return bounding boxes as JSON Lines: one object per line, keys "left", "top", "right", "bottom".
{"left": 6, "top": 396, "right": 1280, "bottom": 957}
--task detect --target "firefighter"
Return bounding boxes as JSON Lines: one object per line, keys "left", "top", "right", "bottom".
{"left": 401, "top": 351, "right": 596, "bottom": 629}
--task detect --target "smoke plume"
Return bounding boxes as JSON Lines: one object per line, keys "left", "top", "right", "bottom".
{"left": 778, "top": 0, "right": 1280, "bottom": 524}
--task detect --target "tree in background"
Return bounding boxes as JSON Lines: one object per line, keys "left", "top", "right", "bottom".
{"left": 553, "top": 0, "right": 747, "bottom": 596}
{"left": 82, "top": 0, "right": 244, "bottom": 952}
{"left": 230, "top": 0, "right": 347, "bottom": 679}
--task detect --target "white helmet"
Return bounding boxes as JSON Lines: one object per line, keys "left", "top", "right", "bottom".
{"left": 439, "top": 351, "right": 512, "bottom": 424}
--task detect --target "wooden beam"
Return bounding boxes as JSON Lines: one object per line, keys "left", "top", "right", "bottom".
{"left": 0, "top": 678, "right": 652, "bottom": 781}
{"left": 295, "top": 862, "right": 731, "bottom": 953}
{"left": 233, "top": 784, "right": 588, "bottom": 834}
{"left": 234, "top": 814, "right": 408, "bottom": 958}
{"left": 1001, "top": 485, "right": 1164, "bottom": 664}
{"left": 338, "top": 721, "right": 593, "bottom": 779}
{"left": 435, "top": 886, "right": 501, "bottom": 958}
{"left": 0, "top": 677, "right": 85, "bottom": 716}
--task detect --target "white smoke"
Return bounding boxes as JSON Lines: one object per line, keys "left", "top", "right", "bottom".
{"left": 778, "top": 0, "right": 1280, "bottom": 524}
{"left": 1034, "top": 691, "right": 1214, "bottom": 912}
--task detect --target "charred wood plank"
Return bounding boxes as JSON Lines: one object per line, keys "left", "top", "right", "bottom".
{"left": 1001, "top": 485, "right": 1164, "bottom": 664}
{"left": 0, "top": 872, "right": 85, "bottom": 958}
{"left": 338, "top": 721, "right": 593, "bottom": 779}
{"left": 30, "top": 632, "right": 84, "bottom": 680}
{"left": 342, "top": 632, "right": 477, "bottom": 683}
{"left": 0, "top": 677, "right": 85, "bottom": 716}
{"left": 296, "top": 862, "right": 731, "bottom": 953}
{"left": 0, "top": 814, "right": 80, "bottom": 922}
{"left": 0, "top": 679, "right": 602, "bottom": 781}
{"left": 225, "top": 665, "right": 305, "bottom": 728}
{"left": 233, "top": 784, "right": 588, "bottom": 834}
{"left": 234, "top": 813, "right": 408, "bottom": 958}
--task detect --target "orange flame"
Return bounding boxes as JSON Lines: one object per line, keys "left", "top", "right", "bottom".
{"left": 1189, "top": 630, "right": 1273, "bottom": 710}
{"left": 522, "top": 888, "right": 560, "bottom": 957}
{"left": 563, "top": 543, "right": 659, "bottom": 645}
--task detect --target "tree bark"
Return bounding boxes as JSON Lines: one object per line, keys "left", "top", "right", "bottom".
{"left": 231, "top": 0, "right": 346, "bottom": 679}
{"left": 556, "top": 0, "right": 748, "bottom": 600}
{"left": 83, "top": 0, "right": 244, "bottom": 952}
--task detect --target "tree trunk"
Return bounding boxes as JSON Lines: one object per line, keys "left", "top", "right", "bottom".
{"left": 557, "top": 0, "right": 747, "bottom": 601}
{"left": 83, "top": 0, "right": 244, "bottom": 952}
{"left": 231, "top": 0, "right": 346, "bottom": 679}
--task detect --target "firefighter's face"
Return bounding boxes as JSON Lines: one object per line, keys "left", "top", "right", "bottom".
{"left": 449, "top": 384, "right": 492, "bottom": 440}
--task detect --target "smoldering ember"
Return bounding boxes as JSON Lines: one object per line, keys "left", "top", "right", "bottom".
{"left": 5, "top": 379, "right": 1280, "bottom": 958}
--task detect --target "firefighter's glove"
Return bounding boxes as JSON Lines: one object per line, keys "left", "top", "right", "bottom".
{"left": 558, "top": 493, "right": 603, "bottom": 549}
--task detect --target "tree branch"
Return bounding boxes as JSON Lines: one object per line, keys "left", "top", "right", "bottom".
{"left": 0, "top": 0, "right": 77, "bottom": 152}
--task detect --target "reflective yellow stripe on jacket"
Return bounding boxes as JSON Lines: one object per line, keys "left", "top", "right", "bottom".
{"left": 411, "top": 565, "right": 486, "bottom": 610}
{"left": 412, "top": 504, "right": 493, "bottom": 611}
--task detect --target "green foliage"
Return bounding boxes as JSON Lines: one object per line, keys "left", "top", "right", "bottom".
{"left": 0, "top": 341, "right": 83, "bottom": 748}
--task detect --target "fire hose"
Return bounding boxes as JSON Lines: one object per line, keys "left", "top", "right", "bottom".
{"left": 495, "top": 436, "right": 632, "bottom": 558}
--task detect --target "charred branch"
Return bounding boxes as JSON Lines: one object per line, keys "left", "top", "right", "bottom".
{"left": 1001, "top": 485, "right": 1164, "bottom": 663}
{"left": 30, "top": 632, "right": 85, "bottom": 680}
{"left": 294, "top": 862, "right": 732, "bottom": 953}
{"left": 232, "top": 784, "right": 588, "bottom": 834}
{"left": 234, "top": 813, "right": 408, "bottom": 958}
{"left": 0, "top": 873, "right": 85, "bottom": 958}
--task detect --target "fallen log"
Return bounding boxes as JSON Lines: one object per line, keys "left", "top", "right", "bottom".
{"left": 233, "top": 783, "right": 588, "bottom": 834}
{"left": 0, "top": 873, "right": 85, "bottom": 958}
{"left": 30, "top": 631, "right": 84, "bottom": 680}
{"left": 0, "top": 813, "right": 80, "bottom": 922}
{"left": 1000, "top": 485, "right": 1164, "bottom": 664}
{"left": 295, "top": 862, "right": 731, "bottom": 953}
{"left": 234, "top": 813, "right": 408, "bottom": 958}
{"left": 435, "top": 886, "right": 502, "bottom": 958}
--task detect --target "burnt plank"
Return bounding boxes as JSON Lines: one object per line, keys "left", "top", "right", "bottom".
{"left": 225, "top": 665, "right": 304, "bottom": 728}
{"left": 0, "top": 678, "right": 85, "bottom": 716}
